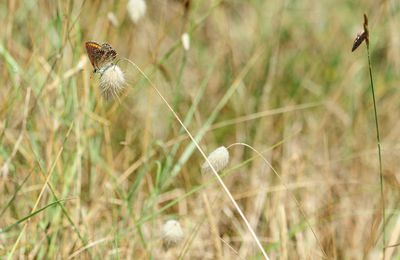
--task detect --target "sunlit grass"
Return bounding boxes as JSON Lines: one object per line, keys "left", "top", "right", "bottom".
{"left": 1, "top": 0, "right": 400, "bottom": 259}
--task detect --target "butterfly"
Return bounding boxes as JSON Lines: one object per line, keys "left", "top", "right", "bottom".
{"left": 85, "top": 41, "right": 117, "bottom": 74}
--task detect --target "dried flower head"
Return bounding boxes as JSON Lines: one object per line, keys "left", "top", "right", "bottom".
{"left": 99, "top": 65, "right": 125, "bottom": 100}
{"left": 201, "top": 146, "right": 230, "bottom": 174}
{"left": 363, "top": 13, "right": 369, "bottom": 46}
{"left": 161, "top": 220, "right": 184, "bottom": 250}
{"left": 351, "top": 32, "right": 366, "bottom": 52}
{"left": 127, "top": 0, "right": 147, "bottom": 24}
{"left": 181, "top": 33, "right": 190, "bottom": 51}
{"left": 351, "top": 13, "right": 369, "bottom": 52}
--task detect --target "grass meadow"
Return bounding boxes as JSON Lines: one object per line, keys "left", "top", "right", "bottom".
{"left": 1, "top": 0, "right": 400, "bottom": 259}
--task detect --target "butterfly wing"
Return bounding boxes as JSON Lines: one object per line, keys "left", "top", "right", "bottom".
{"left": 97, "top": 43, "right": 117, "bottom": 69}
{"left": 85, "top": 41, "right": 104, "bottom": 71}
{"left": 85, "top": 41, "right": 117, "bottom": 73}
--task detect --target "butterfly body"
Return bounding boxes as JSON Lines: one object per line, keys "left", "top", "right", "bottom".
{"left": 85, "top": 41, "right": 117, "bottom": 74}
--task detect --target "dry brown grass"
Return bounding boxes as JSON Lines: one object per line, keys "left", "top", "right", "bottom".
{"left": 1, "top": 0, "right": 400, "bottom": 259}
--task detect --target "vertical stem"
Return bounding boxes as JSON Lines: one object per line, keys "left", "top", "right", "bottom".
{"left": 127, "top": 60, "right": 270, "bottom": 260}
{"left": 366, "top": 46, "right": 385, "bottom": 257}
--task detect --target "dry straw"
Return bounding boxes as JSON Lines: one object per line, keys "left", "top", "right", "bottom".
{"left": 124, "top": 59, "right": 270, "bottom": 259}
{"left": 227, "top": 142, "right": 328, "bottom": 257}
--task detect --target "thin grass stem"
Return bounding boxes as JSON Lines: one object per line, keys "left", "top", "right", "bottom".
{"left": 366, "top": 45, "right": 385, "bottom": 257}
{"left": 227, "top": 142, "right": 328, "bottom": 258}
{"left": 125, "top": 59, "right": 270, "bottom": 260}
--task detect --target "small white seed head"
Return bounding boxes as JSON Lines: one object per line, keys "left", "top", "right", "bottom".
{"left": 201, "top": 146, "right": 230, "bottom": 174}
{"left": 107, "top": 12, "right": 119, "bottom": 27}
{"left": 181, "top": 33, "right": 190, "bottom": 51}
{"left": 127, "top": 0, "right": 147, "bottom": 24}
{"left": 99, "top": 65, "right": 125, "bottom": 100}
{"left": 161, "top": 220, "right": 184, "bottom": 250}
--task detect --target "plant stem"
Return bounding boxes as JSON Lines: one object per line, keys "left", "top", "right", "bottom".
{"left": 366, "top": 45, "right": 385, "bottom": 257}
{"left": 126, "top": 59, "right": 270, "bottom": 260}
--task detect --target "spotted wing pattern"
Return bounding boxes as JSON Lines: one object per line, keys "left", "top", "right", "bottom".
{"left": 85, "top": 41, "right": 117, "bottom": 73}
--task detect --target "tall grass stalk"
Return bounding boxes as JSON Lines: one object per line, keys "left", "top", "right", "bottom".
{"left": 366, "top": 41, "right": 386, "bottom": 257}
{"left": 353, "top": 13, "right": 386, "bottom": 257}
{"left": 125, "top": 59, "right": 270, "bottom": 260}
{"left": 7, "top": 123, "right": 90, "bottom": 259}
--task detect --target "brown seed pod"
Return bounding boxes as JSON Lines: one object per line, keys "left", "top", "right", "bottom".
{"left": 363, "top": 13, "right": 369, "bottom": 47}
{"left": 351, "top": 14, "right": 370, "bottom": 52}
{"left": 351, "top": 31, "right": 367, "bottom": 52}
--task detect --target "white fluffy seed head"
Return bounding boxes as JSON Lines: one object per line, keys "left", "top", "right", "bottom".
{"left": 201, "top": 146, "right": 230, "bottom": 174}
{"left": 161, "top": 220, "right": 184, "bottom": 250}
{"left": 99, "top": 65, "right": 125, "bottom": 100}
{"left": 181, "top": 33, "right": 190, "bottom": 51}
{"left": 127, "top": 0, "right": 147, "bottom": 24}
{"left": 107, "top": 12, "right": 119, "bottom": 27}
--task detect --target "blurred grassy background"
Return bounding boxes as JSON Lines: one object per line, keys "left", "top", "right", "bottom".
{"left": 1, "top": 0, "right": 400, "bottom": 259}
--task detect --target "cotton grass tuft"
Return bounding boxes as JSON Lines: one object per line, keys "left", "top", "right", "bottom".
{"left": 161, "top": 220, "right": 184, "bottom": 250}
{"left": 107, "top": 12, "right": 119, "bottom": 27}
{"left": 181, "top": 33, "right": 190, "bottom": 51}
{"left": 127, "top": 0, "right": 146, "bottom": 24}
{"left": 99, "top": 65, "right": 125, "bottom": 100}
{"left": 201, "top": 146, "right": 229, "bottom": 174}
